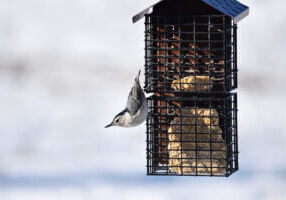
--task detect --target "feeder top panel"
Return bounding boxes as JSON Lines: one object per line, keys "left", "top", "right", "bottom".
{"left": 132, "top": 0, "right": 249, "bottom": 24}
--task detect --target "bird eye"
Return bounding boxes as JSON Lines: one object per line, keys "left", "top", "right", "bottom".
{"left": 115, "top": 119, "right": 119, "bottom": 123}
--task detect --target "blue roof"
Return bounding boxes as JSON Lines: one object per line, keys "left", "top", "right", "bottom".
{"left": 202, "top": 0, "right": 249, "bottom": 23}
{"left": 132, "top": 0, "right": 249, "bottom": 23}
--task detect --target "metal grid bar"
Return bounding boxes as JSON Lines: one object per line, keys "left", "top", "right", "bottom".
{"left": 144, "top": 15, "right": 237, "bottom": 94}
{"left": 146, "top": 94, "right": 238, "bottom": 176}
{"left": 145, "top": 15, "right": 238, "bottom": 177}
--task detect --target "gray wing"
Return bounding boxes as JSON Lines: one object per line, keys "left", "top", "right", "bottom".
{"left": 126, "top": 70, "right": 145, "bottom": 116}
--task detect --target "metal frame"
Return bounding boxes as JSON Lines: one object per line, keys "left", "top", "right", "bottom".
{"left": 146, "top": 94, "right": 238, "bottom": 176}
{"left": 145, "top": 14, "right": 238, "bottom": 177}
{"left": 145, "top": 15, "right": 237, "bottom": 94}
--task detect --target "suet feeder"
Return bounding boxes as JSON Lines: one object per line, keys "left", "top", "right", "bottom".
{"left": 133, "top": 0, "right": 249, "bottom": 176}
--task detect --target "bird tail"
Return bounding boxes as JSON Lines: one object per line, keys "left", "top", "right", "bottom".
{"left": 135, "top": 70, "right": 141, "bottom": 84}
{"left": 133, "top": 70, "right": 143, "bottom": 98}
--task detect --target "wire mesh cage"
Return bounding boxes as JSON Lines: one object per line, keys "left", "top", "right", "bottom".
{"left": 144, "top": 15, "right": 237, "bottom": 94}
{"left": 146, "top": 94, "right": 238, "bottom": 176}
{"left": 144, "top": 15, "right": 238, "bottom": 176}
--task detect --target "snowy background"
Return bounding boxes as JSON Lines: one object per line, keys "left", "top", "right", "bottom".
{"left": 0, "top": 0, "right": 285, "bottom": 199}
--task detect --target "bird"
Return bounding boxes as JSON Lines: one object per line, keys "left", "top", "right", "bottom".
{"left": 105, "top": 70, "right": 147, "bottom": 128}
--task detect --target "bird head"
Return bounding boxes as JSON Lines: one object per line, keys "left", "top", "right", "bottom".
{"left": 105, "top": 109, "right": 130, "bottom": 128}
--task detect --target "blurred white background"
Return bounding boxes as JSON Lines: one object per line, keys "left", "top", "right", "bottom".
{"left": 0, "top": 0, "right": 285, "bottom": 199}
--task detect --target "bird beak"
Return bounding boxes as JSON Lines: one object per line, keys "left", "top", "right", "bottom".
{"left": 105, "top": 122, "right": 113, "bottom": 128}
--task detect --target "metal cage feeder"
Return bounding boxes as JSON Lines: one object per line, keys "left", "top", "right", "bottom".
{"left": 133, "top": 0, "right": 249, "bottom": 177}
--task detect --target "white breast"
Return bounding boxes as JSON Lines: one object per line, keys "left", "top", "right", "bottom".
{"left": 119, "top": 108, "right": 147, "bottom": 127}
{"left": 120, "top": 112, "right": 133, "bottom": 127}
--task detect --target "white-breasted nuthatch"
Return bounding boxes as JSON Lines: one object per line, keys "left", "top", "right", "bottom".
{"left": 105, "top": 70, "right": 147, "bottom": 128}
